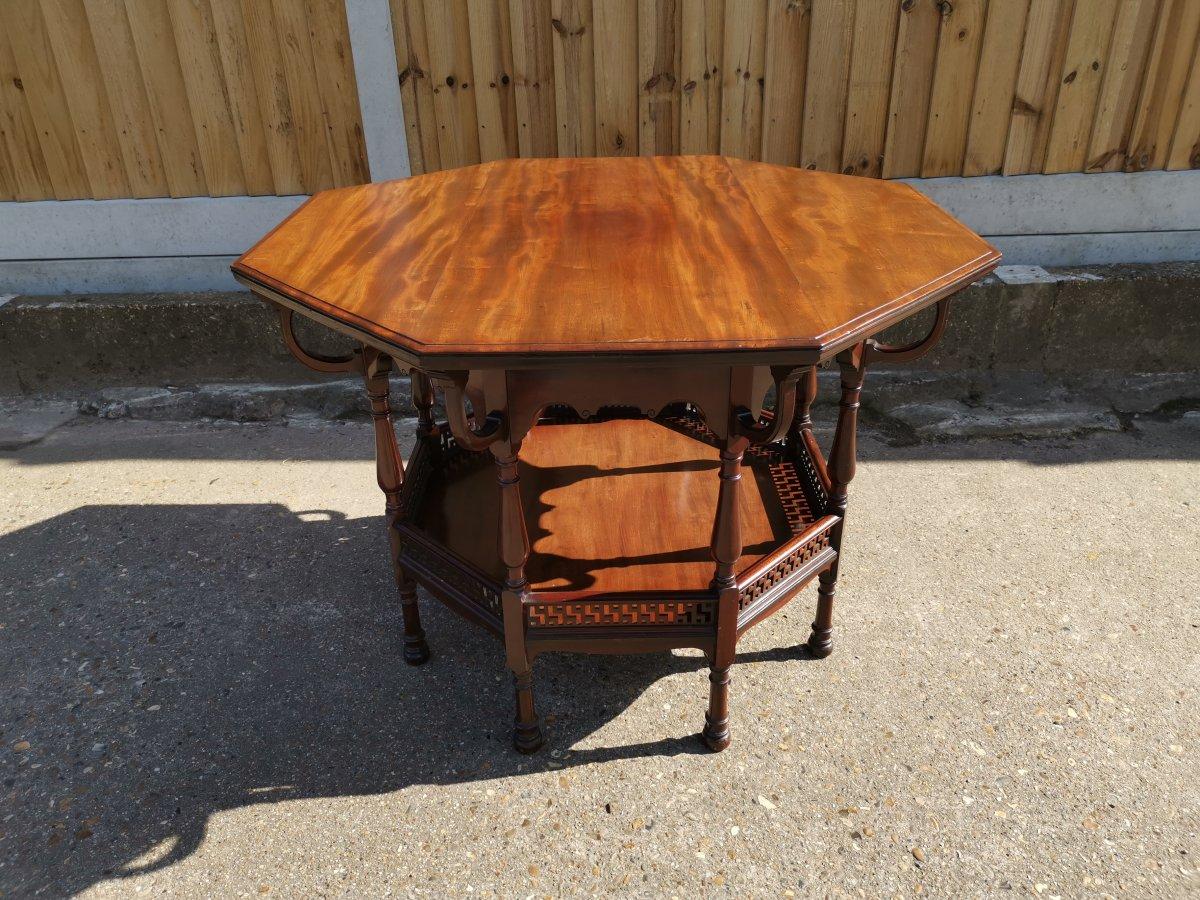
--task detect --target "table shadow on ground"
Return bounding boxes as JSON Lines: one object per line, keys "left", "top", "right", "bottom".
{"left": 0, "top": 502, "right": 819, "bottom": 896}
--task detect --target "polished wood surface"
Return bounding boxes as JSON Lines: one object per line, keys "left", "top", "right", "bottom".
{"left": 417, "top": 419, "right": 798, "bottom": 595}
{"left": 234, "top": 156, "right": 998, "bottom": 366}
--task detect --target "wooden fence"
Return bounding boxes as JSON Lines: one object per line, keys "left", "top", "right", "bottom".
{"left": 0, "top": 0, "right": 1196, "bottom": 201}
{"left": 393, "top": 0, "right": 1200, "bottom": 179}
{"left": 0, "top": 0, "right": 368, "bottom": 201}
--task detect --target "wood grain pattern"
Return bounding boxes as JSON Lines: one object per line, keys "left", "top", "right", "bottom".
{"left": 40, "top": 0, "right": 130, "bottom": 198}
{"left": 0, "top": 25, "right": 55, "bottom": 200}
{"left": 208, "top": 0, "right": 275, "bottom": 194}
{"left": 593, "top": 0, "right": 638, "bottom": 155}
{"left": 921, "top": 0, "right": 988, "bottom": 178}
{"left": 306, "top": 0, "right": 371, "bottom": 185}
{"left": 509, "top": 0, "right": 558, "bottom": 157}
{"left": 1166, "top": 29, "right": 1200, "bottom": 169}
{"left": 390, "top": 0, "right": 439, "bottom": 175}
{"left": 760, "top": 0, "right": 809, "bottom": 167}
{"left": 551, "top": 0, "right": 596, "bottom": 156}
{"left": 82, "top": 0, "right": 170, "bottom": 198}
{"left": 168, "top": 0, "right": 247, "bottom": 196}
{"left": 800, "top": 0, "right": 854, "bottom": 172}
{"left": 718, "top": 0, "right": 766, "bottom": 160}
{"left": 883, "top": 0, "right": 941, "bottom": 178}
{"left": 423, "top": 418, "right": 787, "bottom": 593}
{"left": 680, "top": 0, "right": 724, "bottom": 155}
{"left": 469, "top": 0, "right": 521, "bottom": 162}
{"left": 1125, "top": 0, "right": 1200, "bottom": 170}
{"left": 239, "top": 0, "right": 304, "bottom": 193}
{"left": 234, "top": 156, "right": 998, "bottom": 367}
{"left": 638, "top": 0, "right": 681, "bottom": 155}
{"left": 2, "top": 1, "right": 90, "bottom": 199}
{"left": 424, "top": 0, "right": 481, "bottom": 169}
{"left": 1043, "top": 0, "right": 1120, "bottom": 173}
{"left": 125, "top": 0, "right": 209, "bottom": 197}
{"left": 963, "top": 0, "right": 1031, "bottom": 176}
{"left": 1085, "top": 0, "right": 1160, "bottom": 172}
{"left": 1003, "top": 0, "right": 1075, "bottom": 175}
{"left": 841, "top": 0, "right": 899, "bottom": 178}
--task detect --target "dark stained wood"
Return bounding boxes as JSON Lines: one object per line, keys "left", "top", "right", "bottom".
{"left": 418, "top": 418, "right": 796, "bottom": 595}
{"left": 233, "top": 156, "right": 999, "bottom": 368}
{"left": 807, "top": 343, "right": 867, "bottom": 659}
{"left": 252, "top": 156, "right": 998, "bottom": 754}
{"left": 361, "top": 347, "right": 429, "bottom": 665}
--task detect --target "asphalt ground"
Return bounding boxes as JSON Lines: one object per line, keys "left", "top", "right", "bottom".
{"left": 1, "top": 416, "right": 1197, "bottom": 898}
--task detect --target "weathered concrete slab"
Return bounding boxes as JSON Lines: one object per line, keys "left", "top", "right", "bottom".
{"left": 1, "top": 264, "right": 1198, "bottom": 395}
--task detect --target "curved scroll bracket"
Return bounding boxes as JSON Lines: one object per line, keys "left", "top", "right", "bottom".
{"left": 863, "top": 298, "right": 952, "bottom": 366}
{"left": 274, "top": 304, "right": 363, "bottom": 374}
{"left": 733, "top": 366, "right": 804, "bottom": 445}
{"left": 431, "top": 373, "right": 506, "bottom": 451}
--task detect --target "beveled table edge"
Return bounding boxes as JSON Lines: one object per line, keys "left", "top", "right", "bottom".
{"left": 231, "top": 248, "right": 999, "bottom": 371}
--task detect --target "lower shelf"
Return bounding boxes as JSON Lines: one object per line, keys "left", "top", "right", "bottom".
{"left": 396, "top": 411, "right": 838, "bottom": 639}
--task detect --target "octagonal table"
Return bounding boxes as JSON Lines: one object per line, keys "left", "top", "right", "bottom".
{"left": 232, "top": 156, "right": 999, "bottom": 753}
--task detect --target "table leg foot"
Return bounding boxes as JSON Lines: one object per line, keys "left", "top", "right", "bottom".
{"left": 511, "top": 668, "right": 543, "bottom": 753}
{"left": 403, "top": 637, "right": 431, "bottom": 666}
{"left": 701, "top": 666, "right": 732, "bottom": 752}
{"left": 806, "top": 570, "right": 836, "bottom": 658}
{"left": 397, "top": 573, "right": 431, "bottom": 665}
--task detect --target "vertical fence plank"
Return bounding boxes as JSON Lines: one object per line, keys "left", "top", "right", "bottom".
{"left": 1085, "top": 0, "right": 1159, "bottom": 172}
{"left": 593, "top": 0, "right": 638, "bottom": 154}
{"left": 168, "top": 0, "right": 248, "bottom": 195}
{"left": 40, "top": 0, "right": 131, "bottom": 198}
{"left": 307, "top": 0, "right": 372, "bottom": 184}
{"left": 1043, "top": 0, "right": 1120, "bottom": 173}
{"left": 424, "top": 0, "right": 481, "bottom": 168}
{"left": 0, "top": 26, "right": 56, "bottom": 199}
{"left": 124, "top": 0, "right": 208, "bottom": 197}
{"left": 882, "top": 0, "right": 941, "bottom": 178}
{"left": 208, "top": 0, "right": 276, "bottom": 194}
{"left": 1126, "top": 0, "right": 1200, "bottom": 170}
{"left": 239, "top": 0, "right": 304, "bottom": 193}
{"left": 962, "top": 0, "right": 1030, "bottom": 176}
{"left": 800, "top": 0, "right": 854, "bottom": 172}
{"left": 3, "top": 1, "right": 90, "bottom": 199}
{"left": 639, "top": 0, "right": 682, "bottom": 155}
{"left": 921, "top": 0, "right": 988, "bottom": 177}
{"left": 391, "top": 0, "right": 440, "bottom": 174}
{"left": 1003, "top": 0, "right": 1075, "bottom": 175}
{"left": 82, "top": 1, "right": 170, "bottom": 197}
{"left": 841, "top": 0, "right": 899, "bottom": 177}
{"left": 509, "top": 0, "right": 558, "bottom": 156}
{"left": 760, "top": 0, "right": 810, "bottom": 167}
{"left": 273, "top": 0, "right": 336, "bottom": 191}
{"left": 680, "top": 0, "right": 723, "bottom": 154}
{"left": 719, "top": 0, "right": 766, "bottom": 160}
{"left": 552, "top": 0, "right": 596, "bottom": 156}
{"left": 469, "top": 0, "right": 521, "bottom": 162}
{"left": 1165, "top": 31, "right": 1200, "bottom": 169}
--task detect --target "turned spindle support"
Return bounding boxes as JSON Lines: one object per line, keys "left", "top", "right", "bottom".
{"left": 702, "top": 433, "right": 749, "bottom": 752}
{"left": 807, "top": 344, "right": 867, "bottom": 659}
{"left": 362, "top": 347, "right": 430, "bottom": 665}
{"left": 492, "top": 438, "right": 543, "bottom": 753}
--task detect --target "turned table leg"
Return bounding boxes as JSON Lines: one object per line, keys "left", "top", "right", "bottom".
{"left": 492, "top": 439, "right": 543, "bottom": 753}
{"left": 703, "top": 436, "right": 748, "bottom": 752}
{"left": 808, "top": 345, "right": 866, "bottom": 659}
{"left": 362, "top": 348, "right": 430, "bottom": 665}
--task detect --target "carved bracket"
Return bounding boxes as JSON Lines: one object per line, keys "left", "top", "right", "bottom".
{"left": 431, "top": 372, "right": 506, "bottom": 451}
{"left": 863, "top": 298, "right": 952, "bottom": 366}
{"left": 733, "top": 366, "right": 804, "bottom": 445}
{"left": 274, "top": 304, "right": 363, "bottom": 374}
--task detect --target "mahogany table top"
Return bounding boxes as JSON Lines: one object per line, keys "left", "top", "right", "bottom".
{"left": 233, "top": 156, "right": 999, "bottom": 368}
